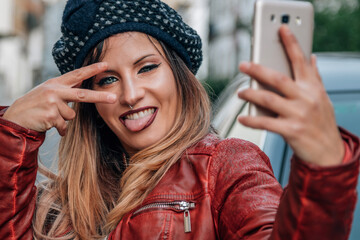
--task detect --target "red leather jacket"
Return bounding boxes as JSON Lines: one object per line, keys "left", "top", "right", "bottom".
{"left": 1, "top": 106, "right": 360, "bottom": 240}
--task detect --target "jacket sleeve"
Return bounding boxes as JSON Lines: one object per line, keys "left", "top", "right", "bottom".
{"left": 209, "top": 128, "right": 360, "bottom": 240}
{"left": 0, "top": 107, "right": 45, "bottom": 239}
{"left": 271, "top": 128, "right": 360, "bottom": 240}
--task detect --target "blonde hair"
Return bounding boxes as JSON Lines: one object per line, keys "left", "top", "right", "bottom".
{"left": 33, "top": 38, "right": 211, "bottom": 239}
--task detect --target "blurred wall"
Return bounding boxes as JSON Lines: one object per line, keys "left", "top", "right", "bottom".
{"left": 0, "top": 0, "right": 44, "bottom": 105}
{"left": 41, "top": 0, "right": 66, "bottom": 83}
{"left": 208, "top": 0, "right": 255, "bottom": 81}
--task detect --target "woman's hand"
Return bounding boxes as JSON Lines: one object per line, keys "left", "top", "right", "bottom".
{"left": 237, "top": 25, "right": 344, "bottom": 167}
{"left": 2, "top": 62, "right": 116, "bottom": 136}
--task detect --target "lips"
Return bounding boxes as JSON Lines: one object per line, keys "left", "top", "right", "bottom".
{"left": 119, "top": 107, "right": 158, "bottom": 132}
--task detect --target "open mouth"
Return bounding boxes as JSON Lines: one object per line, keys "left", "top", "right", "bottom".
{"left": 119, "top": 107, "right": 158, "bottom": 132}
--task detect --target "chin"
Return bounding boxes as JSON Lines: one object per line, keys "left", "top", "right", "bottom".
{"left": 128, "top": 133, "right": 167, "bottom": 152}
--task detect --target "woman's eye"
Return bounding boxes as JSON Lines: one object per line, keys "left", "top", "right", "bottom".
{"left": 138, "top": 63, "right": 161, "bottom": 74}
{"left": 97, "top": 76, "right": 118, "bottom": 86}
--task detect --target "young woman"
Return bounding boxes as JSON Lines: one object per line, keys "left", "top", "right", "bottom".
{"left": 0, "top": 0, "right": 359, "bottom": 239}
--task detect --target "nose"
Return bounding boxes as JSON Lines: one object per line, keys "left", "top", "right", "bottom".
{"left": 119, "top": 75, "right": 145, "bottom": 107}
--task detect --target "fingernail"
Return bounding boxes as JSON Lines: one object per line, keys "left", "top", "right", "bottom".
{"left": 77, "top": 91, "right": 85, "bottom": 98}
{"left": 98, "top": 62, "right": 108, "bottom": 69}
{"left": 107, "top": 93, "right": 117, "bottom": 102}
{"left": 282, "top": 25, "right": 292, "bottom": 35}
{"left": 237, "top": 115, "right": 246, "bottom": 123}
{"left": 240, "top": 62, "right": 251, "bottom": 71}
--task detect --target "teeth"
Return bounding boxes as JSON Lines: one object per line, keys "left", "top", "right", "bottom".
{"left": 126, "top": 108, "right": 155, "bottom": 120}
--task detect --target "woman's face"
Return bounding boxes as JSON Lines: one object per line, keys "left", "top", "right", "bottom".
{"left": 93, "top": 32, "right": 179, "bottom": 156}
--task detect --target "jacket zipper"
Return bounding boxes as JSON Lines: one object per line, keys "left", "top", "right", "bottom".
{"left": 133, "top": 201, "right": 195, "bottom": 233}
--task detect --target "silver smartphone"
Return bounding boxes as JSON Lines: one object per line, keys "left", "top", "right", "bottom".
{"left": 249, "top": 0, "right": 314, "bottom": 117}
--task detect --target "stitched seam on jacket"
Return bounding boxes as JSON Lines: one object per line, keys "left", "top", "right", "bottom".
{"left": 163, "top": 213, "right": 172, "bottom": 240}
{"left": 10, "top": 133, "right": 26, "bottom": 239}
{"left": 205, "top": 139, "right": 222, "bottom": 239}
{"left": 206, "top": 139, "right": 223, "bottom": 208}
{"left": 293, "top": 172, "right": 310, "bottom": 240}
{"left": 207, "top": 139, "right": 237, "bottom": 235}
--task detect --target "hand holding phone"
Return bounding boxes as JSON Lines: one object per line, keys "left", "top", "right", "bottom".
{"left": 249, "top": 0, "right": 314, "bottom": 116}
{"left": 237, "top": 2, "right": 345, "bottom": 166}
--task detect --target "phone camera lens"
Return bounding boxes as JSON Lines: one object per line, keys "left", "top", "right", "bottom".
{"left": 281, "top": 14, "right": 290, "bottom": 24}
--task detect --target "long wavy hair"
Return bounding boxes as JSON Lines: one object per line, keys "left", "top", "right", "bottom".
{"left": 33, "top": 35, "right": 211, "bottom": 239}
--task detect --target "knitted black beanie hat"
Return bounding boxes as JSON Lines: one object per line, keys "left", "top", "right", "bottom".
{"left": 52, "top": 0, "right": 203, "bottom": 75}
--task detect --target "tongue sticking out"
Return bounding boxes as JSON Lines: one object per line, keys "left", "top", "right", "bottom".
{"left": 124, "top": 114, "right": 153, "bottom": 132}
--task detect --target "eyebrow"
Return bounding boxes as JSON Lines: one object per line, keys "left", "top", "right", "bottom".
{"left": 98, "top": 54, "right": 157, "bottom": 76}
{"left": 134, "top": 54, "right": 155, "bottom": 65}
{"left": 96, "top": 54, "right": 155, "bottom": 74}
{"left": 101, "top": 69, "right": 118, "bottom": 75}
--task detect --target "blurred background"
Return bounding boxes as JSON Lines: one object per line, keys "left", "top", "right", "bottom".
{"left": 0, "top": 0, "right": 359, "bottom": 106}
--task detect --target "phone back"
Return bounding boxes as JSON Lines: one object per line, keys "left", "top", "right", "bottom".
{"left": 250, "top": 0, "right": 314, "bottom": 116}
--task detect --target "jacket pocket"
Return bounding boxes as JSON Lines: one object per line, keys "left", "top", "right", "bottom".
{"left": 132, "top": 201, "right": 196, "bottom": 233}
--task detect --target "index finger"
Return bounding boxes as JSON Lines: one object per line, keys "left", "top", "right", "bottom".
{"left": 279, "top": 25, "right": 309, "bottom": 80}
{"left": 60, "top": 88, "right": 117, "bottom": 104}
{"left": 239, "top": 62, "right": 299, "bottom": 98}
{"left": 55, "top": 62, "right": 108, "bottom": 87}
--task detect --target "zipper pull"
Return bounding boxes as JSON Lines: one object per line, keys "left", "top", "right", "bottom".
{"left": 184, "top": 210, "right": 191, "bottom": 233}
{"left": 179, "top": 201, "right": 194, "bottom": 233}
